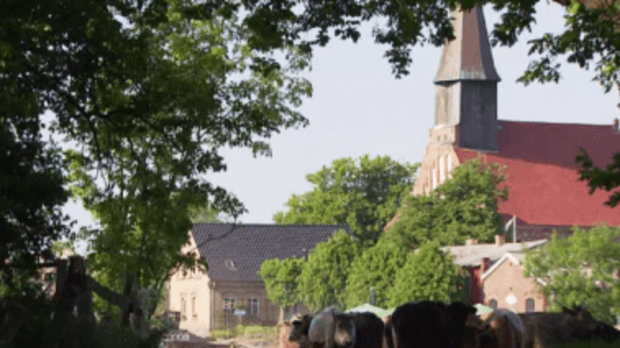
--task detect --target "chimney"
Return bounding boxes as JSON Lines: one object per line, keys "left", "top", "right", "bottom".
{"left": 495, "top": 234, "right": 506, "bottom": 246}
{"left": 481, "top": 257, "right": 491, "bottom": 274}
{"left": 465, "top": 238, "right": 479, "bottom": 246}
{"left": 614, "top": 118, "right": 619, "bottom": 131}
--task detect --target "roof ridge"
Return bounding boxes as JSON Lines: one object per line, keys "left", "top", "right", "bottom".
{"left": 499, "top": 119, "right": 616, "bottom": 127}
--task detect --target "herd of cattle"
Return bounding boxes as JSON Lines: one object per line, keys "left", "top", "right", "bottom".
{"left": 284, "top": 301, "right": 620, "bottom": 348}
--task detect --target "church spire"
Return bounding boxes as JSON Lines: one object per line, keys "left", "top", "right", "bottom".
{"left": 435, "top": 6, "right": 500, "bottom": 83}
{"left": 432, "top": 6, "right": 501, "bottom": 152}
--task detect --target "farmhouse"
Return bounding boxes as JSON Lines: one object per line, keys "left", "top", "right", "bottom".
{"left": 441, "top": 235, "right": 548, "bottom": 312}
{"left": 388, "top": 6, "right": 620, "bottom": 241}
{"left": 167, "top": 223, "right": 348, "bottom": 337}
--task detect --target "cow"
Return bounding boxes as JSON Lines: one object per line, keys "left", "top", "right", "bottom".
{"left": 382, "top": 316, "right": 394, "bottom": 348}
{"left": 333, "top": 312, "right": 385, "bottom": 348}
{"left": 480, "top": 309, "right": 524, "bottom": 348}
{"left": 460, "top": 310, "right": 498, "bottom": 348}
{"left": 308, "top": 306, "right": 342, "bottom": 348}
{"left": 389, "top": 301, "right": 477, "bottom": 348}
{"left": 288, "top": 313, "right": 315, "bottom": 348}
{"left": 519, "top": 306, "right": 620, "bottom": 348}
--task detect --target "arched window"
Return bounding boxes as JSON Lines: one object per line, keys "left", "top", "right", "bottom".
{"left": 439, "top": 156, "right": 446, "bottom": 183}
{"left": 181, "top": 298, "right": 187, "bottom": 321}
{"left": 489, "top": 299, "right": 498, "bottom": 310}
{"left": 447, "top": 155, "right": 453, "bottom": 177}
{"left": 526, "top": 298, "right": 535, "bottom": 313}
{"left": 432, "top": 168, "right": 438, "bottom": 189}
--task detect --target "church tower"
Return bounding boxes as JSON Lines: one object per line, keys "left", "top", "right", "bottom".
{"left": 431, "top": 6, "right": 501, "bottom": 151}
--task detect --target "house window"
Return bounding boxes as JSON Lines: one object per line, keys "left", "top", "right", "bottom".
{"left": 224, "top": 297, "right": 235, "bottom": 313}
{"left": 447, "top": 155, "right": 453, "bottom": 175}
{"left": 489, "top": 299, "right": 498, "bottom": 310}
{"left": 250, "top": 298, "right": 259, "bottom": 316}
{"left": 439, "top": 156, "right": 446, "bottom": 183}
{"left": 192, "top": 297, "right": 197, "bottom": 319}
{"left": 181, "top": 298, "right": 187, "bottom": 321}
{"left": 526, "top": 298, "right": 535, "bottom": 313}
{"left": 464, "top": 274, "right": 472, "bottom": 301}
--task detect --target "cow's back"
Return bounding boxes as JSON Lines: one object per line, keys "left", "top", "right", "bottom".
{"left": 351, "top": 312, "right": 384, "bottom": 348}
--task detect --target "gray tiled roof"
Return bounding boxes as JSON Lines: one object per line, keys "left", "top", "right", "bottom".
{"left": 192, "top": 223, "right": 349, "bottom": 281}
{"left": 441, "top": 240, "right": 548, "bottom": 267}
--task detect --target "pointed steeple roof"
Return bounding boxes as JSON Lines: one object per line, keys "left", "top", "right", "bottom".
{"left": 434, "top": 6, "right": 501, "bottom": 83}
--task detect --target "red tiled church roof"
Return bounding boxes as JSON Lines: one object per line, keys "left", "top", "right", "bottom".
{"left": 454, "top": 121, "right": 620, "bottom": 233}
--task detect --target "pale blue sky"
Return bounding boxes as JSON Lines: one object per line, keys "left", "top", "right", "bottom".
{"left": 65, "top": 2, "right": 619, "bottom": 242}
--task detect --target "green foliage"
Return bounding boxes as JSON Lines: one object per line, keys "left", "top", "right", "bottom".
{"left": 211, "top": 329, "right": 235, "bottom": 340}
{"left": 576, "top": 148, "right": 620, "bottom": 208}
{"left": 298, "top": 230, "right": 360, "bottom": 310}
{"left": 1, "top": 289, "right": 166, "bottom": 348}
{"left": 2, "top": 0, "right": 311, "bottom": 290}
{"left": 517, "top": 0, "right": 620, "bottom": 94}
{"left": 260, "top": 257, "right": 305, "bottom": 307}
{"left": 387, "top": 242, "right": 467, "bottom": 307}
{"left": 524, "top": 225, "right": 620, "bottom": 325}
{"left": 344, "top": 239, "right": 410, "bottom": 309}
{"left": 0, "top": 115, "right": 70, "bottom": 285}
{"left": 194, "top": 0, "right": 620, "bottom": 92}
{"left": 52, "top": 240, "right": 76, "bottom": 258}
{"left": 275, "top": 155, "right": 419, "bottom": 245}
{"left": 189, "top": 201, "right": 230, "bottom": 224}
{"left": 386, "top": 158, "right": 508, "bottom": 247}
{"left": 51, "top": 0, "right": 312, "bottom": 319}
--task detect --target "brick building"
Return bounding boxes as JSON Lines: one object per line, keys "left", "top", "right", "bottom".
{"left": 167, "top": 223, "right": 348, "bottom": 337}
{"left": 387, "top": 6, "right": 620, "bottom": 241}
{"left": 389, "top": 5, "right": 620, "bottom": 311}
{"left": 441, "top": 235, "right": 546, "bottom": 306}
{"left": 481, "top": 250, "right": 549, "bottom": 313}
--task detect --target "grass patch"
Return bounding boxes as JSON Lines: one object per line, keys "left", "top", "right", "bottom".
{"left": 211, "top": 329, "right": 235, "bottom": 339}
{"left": 210, "top": 326, "right": 277, "bottom": 340}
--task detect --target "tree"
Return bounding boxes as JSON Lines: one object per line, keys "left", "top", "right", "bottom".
{"left": 260, "top": 257, "right": 305, "bottom": 320}
{"left": 274, "top": 155, "right": 419, "bottom": 244}
{"left": 0, "top": 115, "right": 71, "bottom": 285}
{"left": 1, "top": 0, "right": 312, "bottom": 287}
{"left": 344, "top": 238, "right": 409, "bottom": 309}
{"left": 189, "top": 201, "right": 234, "bottom": 224}
{"left": 385, "top": 158, "right": 508, "bottom": 247}
{"left": 576, "top": 148, "right": 620, "bottom": 209}
{"left": 524, "top": 225, "right": 620, "bottom": 325}
{"left": 387, "top": 242, "right": 467, "bottom": 307}
{"left": 298, "top": 230, "right": 360, "bottom": 311}
{"left": 191, "top": 0, "right": 620, "bottom": 91}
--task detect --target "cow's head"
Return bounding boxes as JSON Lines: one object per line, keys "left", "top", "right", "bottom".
{"left": 289, "top": 314, "right": 313, "bottom": 342}
{"left": 309, "top": 306, "right": 340, "bottom": 348}
{"left": 333, "top": 313, "right": 356, "bottom": 348}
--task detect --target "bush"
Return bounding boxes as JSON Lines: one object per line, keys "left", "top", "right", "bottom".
{"left": 211, "top": 329, "right": 235, "bottom": 339}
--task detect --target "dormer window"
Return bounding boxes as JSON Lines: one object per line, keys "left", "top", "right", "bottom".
{"left": 225, "top": 259, "right": 237, "bottom": 271}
